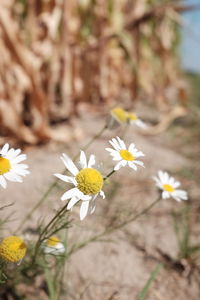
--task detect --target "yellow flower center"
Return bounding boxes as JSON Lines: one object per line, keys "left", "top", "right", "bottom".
{"left": 163, "top": 184, "right": 174, "bottom": 192}
{"left": 76, "top": 168, "right": 103, "bottom": 195}
{"left": 111, "top": 107, "right": 128, "bottom": 123}
{"left": 0, "top": 236, "right": 27, "bottom": 263}
{"left": 0, "top": 157, "right": 11, "bottom": 175}
{"left": 47, "top": 236, "right": 60, "bottom": 247}
{"left": 120, "top": 150, "right": 135, "bottom": 161}
{"left": 127, "top": 112, "right": 138, "bottom": 121}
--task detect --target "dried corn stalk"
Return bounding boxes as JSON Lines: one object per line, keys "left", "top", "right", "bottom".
{"left": 0, "top": 0, "right": 190, "bottom": 143}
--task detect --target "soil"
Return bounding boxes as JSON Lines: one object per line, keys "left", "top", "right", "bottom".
{"left": 0, "top": 109, "right": 200, "bottom": 300}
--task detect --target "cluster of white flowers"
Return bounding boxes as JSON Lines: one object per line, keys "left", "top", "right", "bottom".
{"left": 0, "top": 131, "right": 188, "bottom": 222}
{"left": 54, "top": 136, "right": 188, "bottom": 220}
{"left": 0, "top": 118, "right": 189, "bottom": 264}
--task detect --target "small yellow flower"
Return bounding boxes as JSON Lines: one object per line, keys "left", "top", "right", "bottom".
{"left": 44, "top": 236, "right": 65, "bottom": 255}
{"left": 0, "top": 236, "right": 27, "bottom": 263}
{"left": 153, "top": 171, "right": 188, "bottom": 202}
{"left": 109, "top": 107, "right": 147, "bottom": 129}
{"left": 111, "top": 107, "right": 128, "bottom": 123}
{"left": 127, "top": 112, "right": 138, "bottom": 121}
{"left": 106, "top": 136, "right": 145, "bottom": 171}
{"left": 47, "top": 236, "right": 60, "bottom": 247}
{"left": 127, "top": 112, "right": 147, "bottom": 128}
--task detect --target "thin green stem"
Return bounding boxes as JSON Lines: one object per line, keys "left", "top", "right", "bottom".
{"left": 81, "top": 124, "right": 108, "bottom": 153}
{"left": 16, "top": 124, "right": 108, "bottom": 233}
{"left": 107, "top": 196, "right": 161, "bottom": 233}
{"left": 67, "top": 196, "right": 161, "bottom": 257}
{"left": 32, "top": 203, "right": 68, "bottom": 264}
{"left": 104, "top": 169, "right": 115, "bottom": 180}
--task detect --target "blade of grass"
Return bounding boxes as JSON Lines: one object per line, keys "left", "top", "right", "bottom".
{"left": 137, "top": 263, "right": 163, "bottom": 300}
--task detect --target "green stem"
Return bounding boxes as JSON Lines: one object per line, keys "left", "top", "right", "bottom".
{"left": 81, "top": 124, "right": 108, "bottom": 153}
{"left": 108, "top": 196, "right": 161, "bottom": 232}
{"left": 32, "top": 203, "right": 68, "bottom": 264}
{"left": 104, "top": 169, "right": 115, "bottom": 180}
{"left": 16, "top": 124, "right": 108, "bottom": 233}
{"left": 67, "top": 196, "right": 161, "bottom": 257}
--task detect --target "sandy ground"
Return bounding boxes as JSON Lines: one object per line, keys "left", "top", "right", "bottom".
{"left": 1, "top": 111, "right": 200, "bottom": 299}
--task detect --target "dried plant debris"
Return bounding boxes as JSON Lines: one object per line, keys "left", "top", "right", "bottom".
{"left": 0, "top": 0, "right": 190, "bottom": 143}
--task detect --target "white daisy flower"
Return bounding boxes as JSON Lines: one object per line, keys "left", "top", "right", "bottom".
{"left": 153, "top": 170, "right": 188, "bottom": 202}
{"left": 106, "top": 136, "right": 145, "bottom": 171}
{"left": 0, "top": 143, "right": 30, "bottom": 189}
{"left": 54, "top": 151, "right": 105, "bottom": 220}
{"left": 127, "top": 112, "right": 147, "bottom": 129}
{"left": 43, "top": 236, "right": 65, "bottom": 255}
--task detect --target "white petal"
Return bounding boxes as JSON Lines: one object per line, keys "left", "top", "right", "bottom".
{"left": 61, "top": 153, "right": 79, "bottom": 176}
{"left": 108, "top": 151, "right": 121, "bottom": 161}
{"left": 4, "top": 172, "right": 23, "bottom": 182}
{"left": 106, "top": 148, "right": 120, "bottom": 158}
{"left": 88, "top": 154, "right": 95, "bottom": 168}
{"left": 128, "top": 161, "right": 137, "bottom": 170}
{"left": 67, "top": 197, "right": 80, "bottom": 209}
{"left": 79, "top": 151, "right": 87, "bottom": 169}
{"left": 6, "top": 148, "right": 15, "bottom": 159}
{"left": 80, "top": 201, "right": 90, "bottom": 220}
{"left": 134, "top": 150, "right": 145, "bottom": 158}
{"left": 54, "top": 243, "right": 65, "bottom": 254}
{"left": 114, "top": 160, "right": 126, "bottom": 171}
{"left": 162, "top": 191, "right": 170, "bottom": 199}
{"left": 13, "top": 163, "right": 29, "bottom": 170}
{"left": 12, "top": 149, "right": 21, "bottom": 158}
{"left": 134, "top": 160, "right": 144, "bottom": 167}
{"left": 128, "top": 143, "right": 136, "bottom": 153}
{"left": 61, "top": 187, "right": 80, "bottom": 201}
{"left": 12, "top": 154, "right": 27, "bottom": 164}
{"left": 169, "top": 177, "right": 175, "bottom": 186}
{"left": 18, "top": 170, "right": 30, "bottom": 176}
{"left": 80, "top": 194, "right": 92, "bottom": 201}
{"left": 153, "top": 177, "right": 163, "bottom": 189}
{"left": 172, "top": 195, "right": 182, "bottom": 202}
{"left": 173, "top": 190, "right": 188, "bottom": 200}
{"left": 173, "top": 181, "right": 180, "bottom": 188}
{"left": 109, "top": 138, "right": 121, "bottom": 151}
{"left": 158, "top": 171, "right": 165, "bottom": 183}
{"left": 112, "top": 155, "right": 122, "bottom": 161}
{"left": 89, "top": 196, "right": 97, "bottom": 214}
{"left": 44, "top": 243, "right": 65, "bottom": 255}
{"left": 54, "top": 173, "right": 76, "bottom": 185}
{"left": 163, "top": 172, "right": 170, "bottom": 183}
{"left": 116, "top": 136, "right": 126, "bottom": 149}
{"left": 135, "top": 119, "right": 147, "bottom": 129}
{"left": 90, "top": 204, "right": 96, "bottom": 215}
{"left": 11, "top": 166, "right": 29, "bottom": 176}
{"left": 105, "top": 147, "right": 115, "bottom": 153}
{"left": 0, "top": 143, "right": 9, "bottom": 155}
{"left": 0, "top": 175, "right": 7, "bottom": 188}
{"left": 100, "top": 190, "right": 105, "bottom": 199}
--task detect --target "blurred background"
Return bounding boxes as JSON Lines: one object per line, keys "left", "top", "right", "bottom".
{"left": 0, "top": 0, "right": 199, "bottom": 145}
